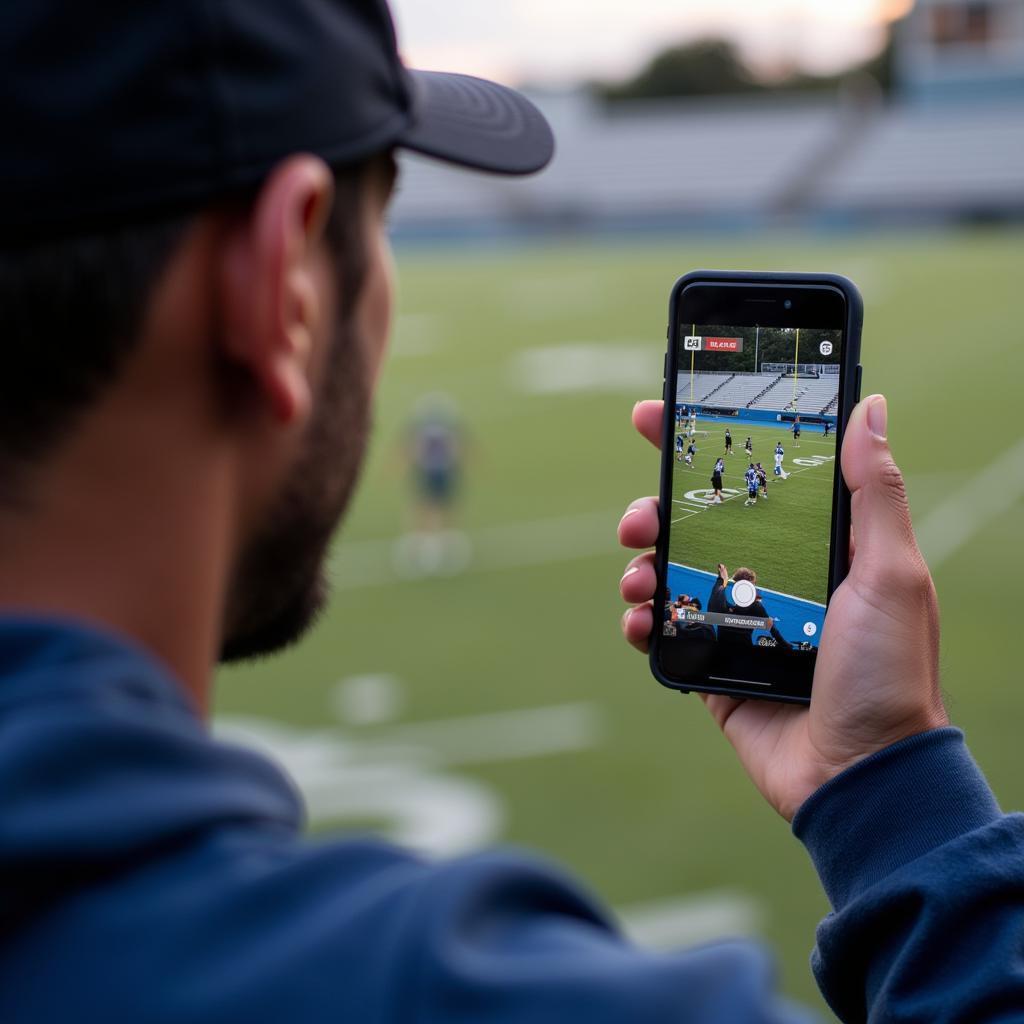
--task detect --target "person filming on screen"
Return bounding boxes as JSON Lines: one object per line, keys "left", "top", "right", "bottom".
{"left": 708, "top": 564, "right": 790, "bottom": 648}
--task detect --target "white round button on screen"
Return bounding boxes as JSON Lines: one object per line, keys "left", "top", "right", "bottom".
{"left": 803, "top": 622, "right": 817, "bottom": 637}
{"left": 732, "top": 579, "right": 757, "bottom": 608}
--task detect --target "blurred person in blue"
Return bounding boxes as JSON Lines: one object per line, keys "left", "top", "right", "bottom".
{"left": 0, "top": 2, "right": 1019, "bottom": 1023}
{"left": 393, "top": 392, "right": 471, "bottom": 577}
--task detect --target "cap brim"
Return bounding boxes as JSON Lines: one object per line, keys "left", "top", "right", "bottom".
{"left": 397, "top": 70, "right": 554, "bottom": 177}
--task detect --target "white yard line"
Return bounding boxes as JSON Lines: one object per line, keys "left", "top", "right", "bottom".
{"left": 378, "top": 703, "right": 604, "bottom": 766}
{"left": 616, "top": 890, "right": 762, "bottom": 949}
{"left": 330, "top": 508, "right": 625, "bottom": 590}
{"left": 672, "top": 455, "right": 833, "bottom": 521}
{"left": 915, "top": 434, "right": 1024, "bottom": 569}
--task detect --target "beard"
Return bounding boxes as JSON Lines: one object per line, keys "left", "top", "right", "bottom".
{"left": 218, "top": 317, "right": 371, "bottom": 664}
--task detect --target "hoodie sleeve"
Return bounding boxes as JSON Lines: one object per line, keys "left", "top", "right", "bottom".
{"left": 396, "top": 850, "right": 817, "bottom": 1024}
{"left": 795, "top": 727, "right": 1024, "bottom": 1022}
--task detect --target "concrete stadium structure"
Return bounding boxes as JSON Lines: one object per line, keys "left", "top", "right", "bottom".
{"left": 390, "top": 0, "right": 1024, "bottom": 236}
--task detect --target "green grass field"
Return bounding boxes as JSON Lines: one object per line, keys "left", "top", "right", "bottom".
{"left": 216, "top": 227, "right": 1024, "bottom": 1016}
{"left": 670, "top": 421, "right": 837, "bottom": 604}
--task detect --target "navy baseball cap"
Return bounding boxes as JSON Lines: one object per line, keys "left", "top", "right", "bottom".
{"left": 2, "top": 0, "right": 555, "bottom": 237}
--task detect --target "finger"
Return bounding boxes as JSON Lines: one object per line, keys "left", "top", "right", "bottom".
{"left": 618, "top": 497, "right": 660, "bottom": 549}
{"left": 632, "top": 400, "right": 664, "bottom": 451}
{"left": 619, "top": 551, "right": 657, "bottom": 604}
{"left": 622, "top": 603, "right": 654, "bottom": 653}
{"left": 840, "top": 395, "right": 925, "bottom": 574}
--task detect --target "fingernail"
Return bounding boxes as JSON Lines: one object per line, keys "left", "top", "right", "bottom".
{"left": 619, "top": 507, "right": 641, "bottom": 524}
{"left": 622, "top": 608, "right": 633, "bottom": 629}
{"left": 866, "top": 395, "right": 887, "bottom": 441}
{"left": 620, "top": 566, "right": 640, "bottom": 585}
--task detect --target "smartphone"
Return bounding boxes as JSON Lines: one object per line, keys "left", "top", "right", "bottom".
{"left": 650, "top": 271, "right": 863, "bottom": 704}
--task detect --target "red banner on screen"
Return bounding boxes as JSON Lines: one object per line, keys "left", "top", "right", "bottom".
{"left": 705, "top": 337, "right": 743, "bottom": 352}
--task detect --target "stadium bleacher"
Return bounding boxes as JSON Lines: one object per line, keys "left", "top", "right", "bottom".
{"left": 751, "top": 375, "right": 839, "bottom": 414}
{"left": 700, "top": 373, "right": 783, "bottom": 409}
{"left": 816, "top": 101, "right": 1024, "bottom": 219}
{"left": 679, "top": 371, "right": 839, "bottom": 415}
{"left": 390, "top": 92, "right": 845, "bottom": 232}
{"left": 675, "top": 372, "right": 734, "bottom": 405}
{"left": 389, "top": 89, "right": 1024, "bottom": 235}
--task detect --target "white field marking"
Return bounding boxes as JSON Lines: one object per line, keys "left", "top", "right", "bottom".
{"left": 672, "top": 456, "right": 833, "bottom": 522}
{"left": 784, "top": 456, "right": 835, "bottom": 478}
{"left": 331, "top": 674, "right": 405, "bottom": 726}
{"left": 682, "top": 487, "right": 744, "bottom": 506}
{"left": 616, "top": 890, "right": 763, "bottom": 949}
{"left": 511, "top": 343, "right": 660, "bottom": 396}
{"left": 216, "top": 701, "right": 603, "bottom": 858}
{"left": 330, "top": 508, "right": 624, "bottom": 591}
{"left": 379, "top": 703, "right": 604, "bottom": 767}
{"left": 915, "top": 434, "right": 1024, "bottom": 570}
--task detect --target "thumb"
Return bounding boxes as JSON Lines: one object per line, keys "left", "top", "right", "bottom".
{"left": 841, "top": 394, "right": 922, "bottom": 573}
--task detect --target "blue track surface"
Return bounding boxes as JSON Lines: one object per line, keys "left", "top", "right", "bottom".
{"left": 667, "top": 562, "right": 826, "bottom": 649}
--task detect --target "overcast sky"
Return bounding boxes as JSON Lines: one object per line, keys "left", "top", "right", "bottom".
{"left": 390, "top": 0, "right": 913, "bottom": 85}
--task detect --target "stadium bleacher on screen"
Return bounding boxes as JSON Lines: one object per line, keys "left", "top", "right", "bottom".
{"left": 677, "top": 371, "right": 839, "bottom": 415}
{"left": 750, "top": 375, "right": 839, "bottom": 414}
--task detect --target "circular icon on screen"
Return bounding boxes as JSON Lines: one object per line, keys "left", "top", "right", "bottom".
{"left": 803, "top": 622, "right": 817, "bottom": 637}
{"left": 732, "top": 579, "right": 757, "bottom": 608}
{"left": 819, "top": 341, "right": 833, "bottom": 356}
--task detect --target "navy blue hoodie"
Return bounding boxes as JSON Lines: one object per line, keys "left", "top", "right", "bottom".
{"left": 1, "top": 617, "right": 1021, "bottom": 1022}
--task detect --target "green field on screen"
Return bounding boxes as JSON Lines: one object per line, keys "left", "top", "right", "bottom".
{"left": 670, "top": 421, "right": 836, "bottom": 604}
{"left": 217, "top": 228, "right": 1024, "bottom": 1014}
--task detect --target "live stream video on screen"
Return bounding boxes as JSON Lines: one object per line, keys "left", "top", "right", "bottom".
{"left": 665, "top": 324, "right": 842, "bottom": 652}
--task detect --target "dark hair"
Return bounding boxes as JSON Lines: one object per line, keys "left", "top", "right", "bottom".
{"left": 0, "top": 161, "right": 371, "bottom": 503}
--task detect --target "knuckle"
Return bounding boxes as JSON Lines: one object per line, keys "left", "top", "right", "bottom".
{"left": 877, "top": 458, "right": 911, "bottom": 513}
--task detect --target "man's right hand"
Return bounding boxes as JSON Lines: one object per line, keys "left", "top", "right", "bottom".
{"left": 618, "top": 395, "right": 949, "bottom": 822}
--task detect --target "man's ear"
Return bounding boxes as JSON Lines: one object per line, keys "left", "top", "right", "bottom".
{"left": 219, "top": 155, "right": 336, "bottom": 426}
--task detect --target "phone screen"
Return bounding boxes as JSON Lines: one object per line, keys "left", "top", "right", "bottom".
{"left": 657, "top": 280, "right": 855, "bottom": 701}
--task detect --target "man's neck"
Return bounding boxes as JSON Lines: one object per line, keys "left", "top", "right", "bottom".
{"left": 0, "top": 448, "right": 235, "bottom": 716}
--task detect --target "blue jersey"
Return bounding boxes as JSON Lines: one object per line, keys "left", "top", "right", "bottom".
{"left": 675, "top": 436, "right": 684, "bottom": 451}
{"left": 745, "top": 468, "right": 758, "bottom": 491}
{"left": 775, "top": 445, "right": 784, "bottom": 459}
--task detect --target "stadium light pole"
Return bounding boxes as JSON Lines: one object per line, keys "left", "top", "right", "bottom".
{"left": 690, "top": 323, "right": 696, "bottom": 406}
{"left": 792, "top": 328, "right": 800, "bottom": 410}
{"left": 754, "top": 325, "right": 759, "bottom": 373}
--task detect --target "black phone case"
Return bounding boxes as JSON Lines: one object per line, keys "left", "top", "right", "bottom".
{"left": 650, "top": 270, "right": 864, "bottom": 705}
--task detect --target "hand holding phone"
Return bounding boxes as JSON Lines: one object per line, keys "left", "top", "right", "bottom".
{"left": 619, "top": 395, "right": 949, "bottom": 821}
{"left": 655, "top": 272, "right": 863, "bottom": 702}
